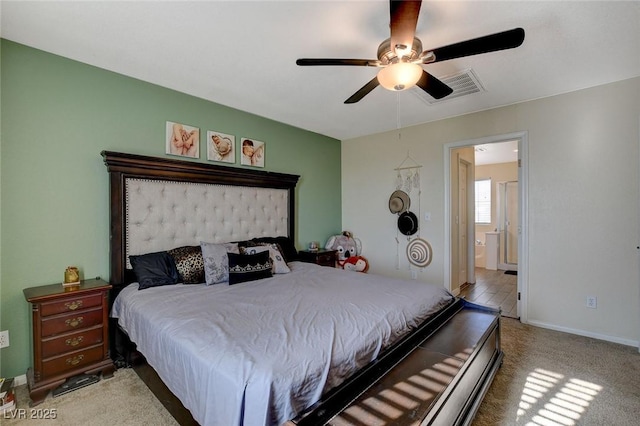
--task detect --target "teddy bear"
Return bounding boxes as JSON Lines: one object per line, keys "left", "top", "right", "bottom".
{"left": 343, "top": 256, "right": 369, "bottom": 273}
{"left": 325, "top": 231, "right": 362, "bottom": 268}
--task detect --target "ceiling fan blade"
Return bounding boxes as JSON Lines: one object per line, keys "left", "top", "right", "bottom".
{"left": 416, "top": 70, "right": 453, "bottom": 100}
{"left": 427, "top": 27, "right": 525, "bottom": 63}
{"left": 344, "top": 77, "right": 380, "bottom": 104}
{"left": 390, "top": 0, "right": 422, "bottom": 56}
{"left": 296, "top": 58, "right": 380, "bottom": 67}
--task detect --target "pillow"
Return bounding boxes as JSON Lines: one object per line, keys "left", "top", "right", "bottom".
{"left": 129, "top": 251, "right": 180, "bottom": 290}
{"left": 242, "top": 244, "right": 291, "bottom": 274}
{"left": 201, "top": 241, "right": 240, "bottom": 285}
{"left": 228, "top": 251, "right": 273, "bottom": 285}
{"left": 167, "top": 246, "right": 204, "bottom": 284}
{"left": 250, "top": 236, "right": 298, "bottom": 262}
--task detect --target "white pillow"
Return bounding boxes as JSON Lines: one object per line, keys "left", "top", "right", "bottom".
{"left": 242, "top": 244, "right": 291, "bottom": 274}
{"left": 200, "top": 241, "right": 240, "bottom": 285}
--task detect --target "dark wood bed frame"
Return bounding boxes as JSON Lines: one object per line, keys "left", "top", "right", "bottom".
{"left": 102, "top": 151, "right": 503, "bottom": 426}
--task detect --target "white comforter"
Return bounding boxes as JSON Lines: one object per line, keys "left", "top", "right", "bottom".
{"left": 111, "top": 262, "right": 453, "bottom": 426}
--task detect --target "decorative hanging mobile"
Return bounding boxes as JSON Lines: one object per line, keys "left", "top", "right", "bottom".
{"left": 390, "top": 151, "right": 426, "bottom": 269}
{"left": 388, "top": 94, "right": 433, "bottom": 270}
{"left": 394, "top": 153, "right": 421, "bottom": 238}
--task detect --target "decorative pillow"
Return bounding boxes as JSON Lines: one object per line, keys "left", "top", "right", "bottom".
{"left": 129, "top": 251, "right": 180, "bottom": 290}
{"left": 228, "top": 251, "right": 273, "bottom": 285}
{"left": 201, "top": 241, "right": 240, "bottom": 285}
{"left": 250, "top": 236, "right": 298, "bottom": 262}
{"left": 167, "top": 246, "right": 204, "bottom": 284}
{"left": 242, "top": 244, "right": 291, "bottom": 274}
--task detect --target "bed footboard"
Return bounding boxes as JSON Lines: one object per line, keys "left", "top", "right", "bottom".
{"left": 288, "top": 299, "right": 502, "bottom": 426}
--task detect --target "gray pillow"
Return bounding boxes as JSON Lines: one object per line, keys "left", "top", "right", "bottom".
{"left": 200, "top": 241, "right": 239, "bottom": 285}
{"left": 242, "top": 244, "right": 291, "bottom": 274}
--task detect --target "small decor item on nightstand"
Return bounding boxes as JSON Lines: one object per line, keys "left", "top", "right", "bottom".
{"left": 308, "top": 241, "right": 320, "bottom": 252}
{"left": 63, "top": 266, "right": 80, "bottom": 286}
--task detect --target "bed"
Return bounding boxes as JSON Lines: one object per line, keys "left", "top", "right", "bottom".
{"left": 102, "top": 151, "right": 503, "bottom": 426}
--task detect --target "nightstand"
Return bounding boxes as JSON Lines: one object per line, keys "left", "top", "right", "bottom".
{"left": 298, "top": 249, "right": 337, "bottom": 267}
{"left": 23, "top": 278, "right": 114, "bottom": 406}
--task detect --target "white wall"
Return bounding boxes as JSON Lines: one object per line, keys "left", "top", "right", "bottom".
{"left": 342, "top": 77, "right": 640, "bottom": 346}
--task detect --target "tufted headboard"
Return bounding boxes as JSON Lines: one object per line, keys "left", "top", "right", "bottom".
{"left": 102, "top": 151, "right": 299, "bottom": 289}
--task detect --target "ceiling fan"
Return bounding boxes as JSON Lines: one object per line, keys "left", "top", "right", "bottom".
{"left": 296, "top": 0, "right": 525, "bottom": 104}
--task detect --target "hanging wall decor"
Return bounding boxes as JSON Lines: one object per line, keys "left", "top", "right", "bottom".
{"left": 389, "top": 190, "right": 410, "bottom": 214}
{"left": 166, "top": 121, "right": 200, "bottom": 158}
{"left": 390, "top": 152, "right": 433, "bottom": 269}
{"left": 240, "top": 138, "right": 265, "bottom": 167}
{"left": 407, "top": 238, "right": 433, "bottom": 267}
{"left": 207, "top": 131, "right": 235, "bottom": 163}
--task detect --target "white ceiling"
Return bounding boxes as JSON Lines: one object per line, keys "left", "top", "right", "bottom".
{"left": 1, "top": 1, "right": 639, "bottom": 141}
{"left": 474, "top": 140, "right": 518, "bottom": 166}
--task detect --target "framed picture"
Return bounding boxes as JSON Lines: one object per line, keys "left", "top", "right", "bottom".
{"left": 240, "top": 138, "right": 265, "bottom": 168}
{"left": 166, "top": 121, "right": 199, "bottom": 158}
{"left": 207, "top": 131, "right": 235, "bottom": 163}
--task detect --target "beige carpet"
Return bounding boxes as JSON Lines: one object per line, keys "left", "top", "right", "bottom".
{"left": 474, "top": 318, "right": 640, "bottom": 426}
{"left": 5, "top": 319, "right": 639, "bottom": 425}
{"left": 3, "top": 368, "right": 178, "bottom": 425}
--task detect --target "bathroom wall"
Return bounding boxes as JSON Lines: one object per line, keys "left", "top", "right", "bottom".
{"left": 474, "top": 161, "right": 518, "bottom": 243}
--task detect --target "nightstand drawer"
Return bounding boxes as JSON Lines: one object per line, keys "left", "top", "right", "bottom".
{"left": 42, "top": 345, "right": 104, "bottom": 377}
{"left": 316, "top": 252, "right": 336, "bottom": 266}
{"left": 41, "top": 326, "right": 104, "bottom": 358}
{"left": 41, "top": 308, "right": 103, "bottom": 337}
{"left": 40, "top": 293, "right": 103, "bottom": 317}
{"left": 298, "top": 249, "right": 337, "bottom": 267}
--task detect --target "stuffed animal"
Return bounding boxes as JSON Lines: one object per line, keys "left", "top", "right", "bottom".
{"left": 343, "top": 256, "right": 369, "bottom": 273}
{"left": 325, "top": 231, "right": 362, "bottom": 268}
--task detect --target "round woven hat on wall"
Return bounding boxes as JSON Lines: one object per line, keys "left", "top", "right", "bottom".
{"left": 406, "top": 238, "right": 432, "bottom": 267}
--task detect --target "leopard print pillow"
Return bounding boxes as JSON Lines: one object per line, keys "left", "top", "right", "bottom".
{"left": 167, "top": 246, "right": 205, "bottom": 284}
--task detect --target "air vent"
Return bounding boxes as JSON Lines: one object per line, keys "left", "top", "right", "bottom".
{"left": 412, "top": 68, "right": 485, "bottom": 105}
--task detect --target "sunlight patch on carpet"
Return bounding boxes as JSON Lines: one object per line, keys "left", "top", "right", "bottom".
{"left": 517, "top": 368, "right": 602, "bottom": 425}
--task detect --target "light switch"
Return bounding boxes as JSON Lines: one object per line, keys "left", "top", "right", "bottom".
{"left": 424, "top": 212, "right": 431, "bottom": 221}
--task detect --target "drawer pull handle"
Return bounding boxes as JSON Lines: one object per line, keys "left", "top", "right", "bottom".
{"left": 65, "top": 355, "right": 84, "bottom": 366}
{"left": 65, "top": 336, "right": 84, "bottom": 347}
{"left": 65, "top": 317, "right": 84, "bottom": 328}
{"left": 65, "top": 300, "right": 83, "bottom": 311}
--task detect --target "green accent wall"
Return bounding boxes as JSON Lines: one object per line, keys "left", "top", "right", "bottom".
{"left": 0, "top": 40, "right": 341, "bottom": 378}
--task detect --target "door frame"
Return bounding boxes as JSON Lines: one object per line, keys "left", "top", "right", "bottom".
{"left": 457, "top": 158, "right": 472, "bottom": 289}
{"left": 444, "top": 131, "right": 529, "bottom": 322}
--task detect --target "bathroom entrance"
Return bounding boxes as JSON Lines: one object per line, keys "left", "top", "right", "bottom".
{"left": 445, "top": 131, "right": 528, "bottom": 322}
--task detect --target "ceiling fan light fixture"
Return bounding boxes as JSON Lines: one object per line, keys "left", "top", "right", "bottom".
{"left": 377, "top": 62, "right": 422, "bottom": 91}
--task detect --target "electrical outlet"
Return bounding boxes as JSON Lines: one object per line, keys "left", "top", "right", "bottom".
{"left": 586, "top": 296, "right": 597, "bottom": 309}
{"left": 0, "top": 330, "right": 9, "bottom": 348}
{"left": 411, "top": 270, "right": 418, "bottom": 280}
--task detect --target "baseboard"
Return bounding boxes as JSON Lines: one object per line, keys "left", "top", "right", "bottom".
{"left": 13, "top": 374, "right": 27, "bottom": 386}
{"left": 526, "top": 319, "right": 639, "bottom": 348}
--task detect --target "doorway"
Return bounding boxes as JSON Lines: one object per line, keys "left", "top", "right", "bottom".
{"left": 444, "top": 131, "right": 528, "bottom": 322}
